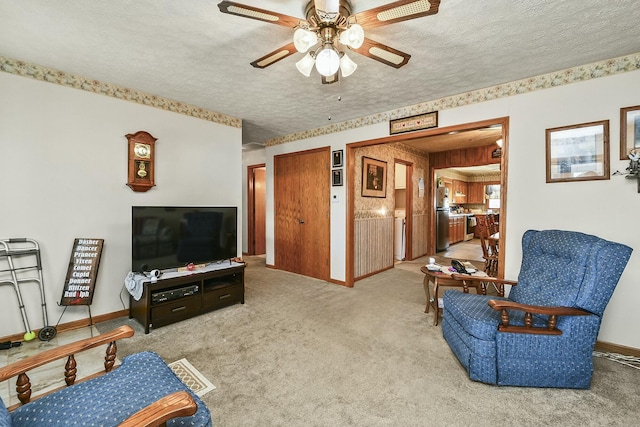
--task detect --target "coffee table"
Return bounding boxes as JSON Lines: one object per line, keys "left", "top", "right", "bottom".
{"left": 420, "top": 265, "right": 487, "bottom": 326}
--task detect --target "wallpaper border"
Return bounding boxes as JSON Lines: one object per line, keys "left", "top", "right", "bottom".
{"left": 266, "top": 52, "right": 640, "bottom": 147}
{"left": 0, "top": 55, "right": 241, "bottom": 129}
{"left": 3, "top": 52, "right": 639, "bottom": 140}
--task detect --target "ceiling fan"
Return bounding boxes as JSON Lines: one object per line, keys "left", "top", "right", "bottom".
{"left": 218, "top": 0, "right": 441, "bottom": 84}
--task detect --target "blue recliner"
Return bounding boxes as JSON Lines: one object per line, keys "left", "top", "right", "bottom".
{"left": 442, "top": 229, "right": 632, "bottom": 388}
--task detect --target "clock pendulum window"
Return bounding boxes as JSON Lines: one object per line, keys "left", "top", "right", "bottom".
{"left": 126, "top": 131, "right": 157, "bottom": 192}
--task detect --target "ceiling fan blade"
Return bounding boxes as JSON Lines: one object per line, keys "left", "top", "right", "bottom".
{"left": 218, "top": 1, "right": 303, "bottom": 28}
{"left": 351, "top": 0, "right": 440, "bottom": 29}
{"left": 350, "top": 38, "right": 411, "bottom": 68}
{"left": 250, "top": 42, "right": 298, "bottom": 69}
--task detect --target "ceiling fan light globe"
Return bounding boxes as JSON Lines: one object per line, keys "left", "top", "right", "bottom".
{"left": 339, "top": 24, "right": 364, "bottom": 49}
{"left": 293, "top": 28, "right": 318, "bottom": 53}
{"left": 315, "top": 47, "right": 340, "bottom": 77}
{"left": 296, "top": 53, "right": 316, "bottom": 77}
{"left": 339, "top": 53, "right": 357, "bottom": 77}
{"left": 315, "top": 0, "right": 340, "bottom": 14}
{"left": 314, "top": 0, "right": 340, "bottom": 22}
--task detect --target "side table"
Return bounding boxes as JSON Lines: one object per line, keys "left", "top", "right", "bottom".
{"left": 420, "top": 266, "right": 487, "bottom": 326}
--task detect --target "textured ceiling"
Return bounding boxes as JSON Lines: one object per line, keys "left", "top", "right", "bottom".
{"left": 1, "top": 1, "right": 640, "bottom": 147}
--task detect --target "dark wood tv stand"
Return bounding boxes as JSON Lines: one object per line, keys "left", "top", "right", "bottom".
{"left": 129, "top": 262, "right": 245, "bottom": 334}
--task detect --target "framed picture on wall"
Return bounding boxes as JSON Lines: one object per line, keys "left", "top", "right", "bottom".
{"left": 390, "top": 111, "right": 438, "bottom": 135}
{"left": 332, "top": 150, "right": 343, "bottom": 167}
{"left": 545, "top": 120, "right": 610, "bottom": 183}
{"left": 361, "top": 156, "right": 387, "bottom": 197}
{"left": 620, "top": 105, "right": 640, "bottom": 160}
{"left": 332, "top": 169, "right": 343, "bottom": 186}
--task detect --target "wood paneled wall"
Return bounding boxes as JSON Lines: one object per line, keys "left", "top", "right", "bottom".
{"left": 355, "top": 217, "right": 394, "bottom": 278}
{"left": 412, "top": 213, "right": 428, "bottom": 259}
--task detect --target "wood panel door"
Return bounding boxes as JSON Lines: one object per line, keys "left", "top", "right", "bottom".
{"left": 275, "top": 154, "right": 301, "bottom": 273}
{"left": 274, "top": 148, "right": 330, "bottom": 281}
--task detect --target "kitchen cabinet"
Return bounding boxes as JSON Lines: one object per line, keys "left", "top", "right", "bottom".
{"left": 467, "top": 182, "right": 485, "bottom": 204}
{"left": 452, "top": 180, "right": 467, "bottom": 204}
{"left": 456, "top": 217, "right": 465, "bottom": 243}
{"left": 449, "top": 215, "right": 466, "bottom": 244}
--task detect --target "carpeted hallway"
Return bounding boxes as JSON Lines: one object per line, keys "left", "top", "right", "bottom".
{"left": 97, "top": 256, "right": 640, "bottom": 426}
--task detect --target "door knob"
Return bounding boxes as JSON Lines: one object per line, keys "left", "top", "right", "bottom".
{"left": 299, "top": 219, "right": 305, "bottom": 224}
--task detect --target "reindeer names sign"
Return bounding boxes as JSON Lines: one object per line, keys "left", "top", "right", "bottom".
{"left": 60, "top": 238, "right": 104, "bottom": 306}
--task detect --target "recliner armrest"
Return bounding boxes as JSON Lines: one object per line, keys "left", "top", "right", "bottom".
{"left": 119, "top": 390, "right": 197, "bottom": 427}
{"left": 488, "top": 299, "right": 591, "bottom": 335}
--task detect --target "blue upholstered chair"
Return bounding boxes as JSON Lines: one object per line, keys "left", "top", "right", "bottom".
{"left": 442, "top": 229, "right": 632, "bottom": 388}
{"left": 0, "top": 326, "right": 212, "bottom": 426}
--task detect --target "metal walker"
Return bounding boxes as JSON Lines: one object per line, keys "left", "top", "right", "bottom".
{"left": 0, "top": 238, "right": 57, "bottom": 341}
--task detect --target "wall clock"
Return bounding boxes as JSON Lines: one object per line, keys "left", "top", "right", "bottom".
{"left": 126, "top": 130, "right": 157, "bottom": 192}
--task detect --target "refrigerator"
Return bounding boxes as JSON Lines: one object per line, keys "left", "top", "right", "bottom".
{"left": 436, "top": 187, "right": 450, "bottom": 251}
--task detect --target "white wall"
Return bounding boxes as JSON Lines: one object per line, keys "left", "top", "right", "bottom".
{"left": 0, "top": 72, "right": 242, "bottom": 338}
{"left": 265, "top": 70, "right": 640, "bottom": 349}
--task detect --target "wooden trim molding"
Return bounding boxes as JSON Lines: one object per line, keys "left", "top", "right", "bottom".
{"left": 594, "top": 340, "right": 640, "bottom": 358}
{"left": 0, "top": 309, "right": 129, "bottom": 343}
{"left": 247, "top": 163, "right": 266, "bottom": 256}
{"left": 327, "top": 278, "right": 347, "bottom": 287}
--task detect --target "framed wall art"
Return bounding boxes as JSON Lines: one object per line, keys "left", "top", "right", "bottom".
{"left": 332, "top": 149, "right": 343, "bottom": 167}
{"left": 332, "top": 169, "right": 343, "bottom": 186}
{"left": 361, "top": 156, "right": 387, "bottom": 197}
{"left": 545, "top": 120, "right": 610, "bottom": 183}
{"left": 620, "top": 105, "right": 640, "bottom": 160}
{"left": 390, "top": 111, "right": 438, "bottom": 135}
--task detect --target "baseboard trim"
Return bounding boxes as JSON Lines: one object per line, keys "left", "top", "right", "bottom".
{"left": 0, "top": 309, "right": 129, "bottom": 343}
{"left": 355, "top": 265, "right": 394, "bottom": 282}
{"left": 328, "top": 278, "right": 349, "bottom": 287}
{"left": 594, "top": 340, "right": 640, "bottom": 358}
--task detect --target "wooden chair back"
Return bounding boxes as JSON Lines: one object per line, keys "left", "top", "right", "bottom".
{"left": 474, "top": 215, "right": 498, "bottom": 276}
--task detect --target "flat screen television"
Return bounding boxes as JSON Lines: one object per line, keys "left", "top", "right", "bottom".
{"left": 132, "top": 206, "right": 237, "bottom": 273}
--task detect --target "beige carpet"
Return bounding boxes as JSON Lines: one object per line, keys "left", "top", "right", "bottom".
{"left": 97, "top": 256, "right": 640, "bottom": 426}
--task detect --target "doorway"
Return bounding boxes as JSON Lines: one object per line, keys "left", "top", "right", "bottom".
{"left": 247, "top": 164, "right": 266, "bottom": 255}
{"left": 393, "top": 159, "right": 414, "bottom": 262}
{"left": 345, "top": 117, "right": 509, "bottom": 287}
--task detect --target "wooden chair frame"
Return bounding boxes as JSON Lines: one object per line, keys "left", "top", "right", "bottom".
{"left": 0, "top": 325, "right": 196, "bottom": 427}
